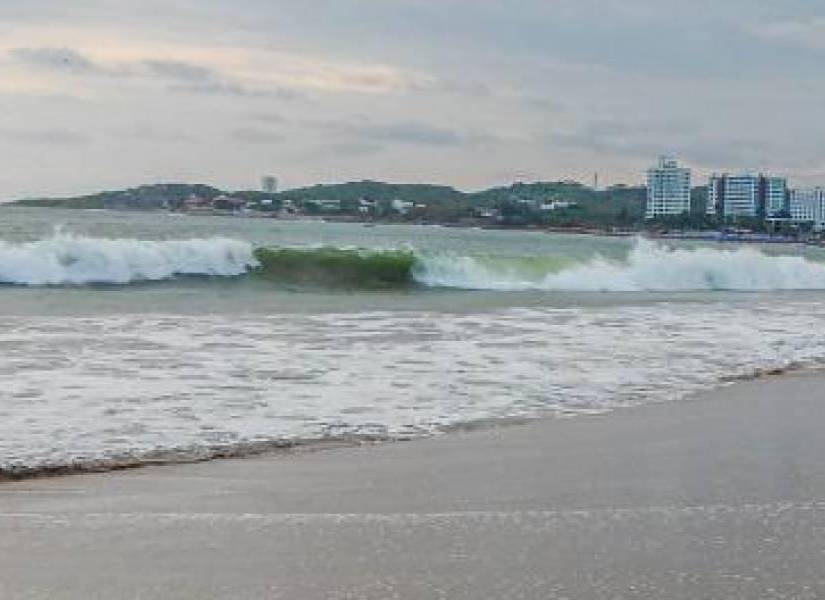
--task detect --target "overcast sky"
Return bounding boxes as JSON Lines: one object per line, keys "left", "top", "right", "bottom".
{"left": 1, "top": 0, "right": 824, "bottom": 199}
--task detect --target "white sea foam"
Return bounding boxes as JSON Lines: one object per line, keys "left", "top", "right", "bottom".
{"left": 3, "top": 302, "right": 825, "bottom": 474}
{"left": 0, "top": 233, "right": 256, "bottom": 285}
{"left": 414, "top": 239, "right": 825, "bottom": 292}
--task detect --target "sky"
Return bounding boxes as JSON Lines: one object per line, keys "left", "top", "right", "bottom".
{"left": 1, "top": 0, "right": 825, "bottom": 199}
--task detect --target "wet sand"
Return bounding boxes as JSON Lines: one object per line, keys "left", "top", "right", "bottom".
{"left": 2, "top": 373, "right": 825, "bottom": 599}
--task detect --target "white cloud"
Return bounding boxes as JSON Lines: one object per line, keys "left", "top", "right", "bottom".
{"left": 1, "top": 1, "right": 825, "bottom": 198}
{"left": 3, "top": 35, "right": 436, "bottom": 97}
{"left": 749, "top": 17, "right": 825, "bottom": 50}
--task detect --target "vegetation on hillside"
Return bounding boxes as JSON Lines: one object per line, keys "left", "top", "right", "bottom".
{"left": 10, "top": 179, "right": 732, "bottom": 231}
{"left": 14, "top": 184, "right": 223, "bottom": 210}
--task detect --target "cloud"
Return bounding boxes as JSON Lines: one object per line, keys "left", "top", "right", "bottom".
{"left": 139, "top": 58, "right": 305, "bottom": 99}
{"left": 523, "top": 96, "right": 568, "bottom": 112}
{"left": 749, "top": 17, "right": 825, "bottom": 51}
{"left": 412, "top": 77, "right": 494, "bottom": 97}
{"left": 172, "top": 80, "right": 301, "bottom": 100}
{"left": 322, "top": 118, "right": 497, "bottom": 148}
{"left": 356, "top": 121, "right": 465, "bottom": 146}
{"left": 142, "top": 59, "right": 214, "bottom": 81}
{"left": 544, "top": 118, "right": 696, "bottom": 157}
{"left": 9, "top": 47, "right": 102, "bottom": 74}
{"left": 4, "top": 1, "right": 825, "bottom": 197}
{"left": 8, "top": 46, "right": 307, "bottom": 99}
{"left": 325, "top": 141, "right": 384, "bottom": 156}
{"left": 544, "top": 116, "right": 825, "bottom": 174}
{"left": 228, "top": 127, "right": 284, "bottom": 144}
{"left": 247, "top": 112, "right": 287, "bottom": 124}
{"left": 0, "top": 127, "right": 91, "bottom": 144}
{"left": 117, "top": 123, "right": 198, "bottom": 143}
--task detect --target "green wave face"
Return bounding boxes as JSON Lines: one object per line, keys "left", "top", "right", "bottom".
{"left": 253, "top": 247, "right": 416, "bottom": 288}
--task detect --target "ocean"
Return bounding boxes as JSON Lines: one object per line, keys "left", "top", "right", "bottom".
{"left": 3, "top": 206, "right": 825, "bottom": 477}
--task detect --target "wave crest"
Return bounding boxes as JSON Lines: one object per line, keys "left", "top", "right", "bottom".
{"left": 4, "top": 235, "right": 825, "bottom": 292}
{"left": 0, "top": 233, "right": 255, "bottom": 285}
{"left": 414, "top": 239, "right": 825, "bottom": 292}
{"left": 254, "top": 247, "right": 415, "bottom": 288}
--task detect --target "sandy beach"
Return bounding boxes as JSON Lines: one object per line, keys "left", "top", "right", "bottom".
{"left": 1, "top": 373, "right": 824, "bottom": 599}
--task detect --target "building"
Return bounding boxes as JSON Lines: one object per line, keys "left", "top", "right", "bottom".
{"left": 708, "top": 174, "right": 760, "bottom": 218}
{"left": 539, "top": 201, "right": 576, "bottom": 211}
{"left": 212, "top": 194, "right": 245, "bottom": 211}
{"left": 390, "top": 198, "right": 415, "bottom": 214}
{"left": 182, "top": 193, "right": 210, "bottom": 211}
{"left": 261, "top": 176, "right": 278, "bottom": 194}
{"left": 645, "top": 156, "right": 691, "bottom": 219}
{"left": 706, "top": 173, "right": 787, "bottom": 219}
{"left": 764, "top": 177, "right": 788, "bottom": 217}
{"left": 789, "top": 188, "right": 825, "bottom": 230}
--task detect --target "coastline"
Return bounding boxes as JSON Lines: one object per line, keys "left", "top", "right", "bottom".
{"left": 3, "top": 372, "right": 825, "bottom": 598}
{"left": 4, "top": 204, "right": 818, "bottom": 246}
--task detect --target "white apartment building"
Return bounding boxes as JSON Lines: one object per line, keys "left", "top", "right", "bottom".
{"left": 789, "top": 188, "right": 825, "bottom": 230}
{"left": 646, "top": 156, "right": 691, "bottom": 219}
{"left": 723, "top": 175, "right": 760, "bottom": 218}
{"left": 706, "top": 173, "right": 787, "bottom": 219}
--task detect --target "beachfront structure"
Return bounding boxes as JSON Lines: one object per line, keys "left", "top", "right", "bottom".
{"left": 645, "top": 156, "right": 691, "bottom": 219}
{"left": 789, "top": 188, "right": 825, "bottom": 230}
{"left": 707, "top": 174, "right": 759, "bottom": 218}
{"left": 764, "top": 177, "right": 789, "bottom": 217}
{"left": 706, "top": 173, "right": 788, "bottom": 219}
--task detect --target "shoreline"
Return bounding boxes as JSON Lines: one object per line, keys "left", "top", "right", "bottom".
{"left": 1, "top": 361, "right": 817, "bottom": 485}
{"left": 4, "top": 204, "right": 818, "bottom": 246}
{"left": 4, "top": 371, "right": 825, "bottom": 597}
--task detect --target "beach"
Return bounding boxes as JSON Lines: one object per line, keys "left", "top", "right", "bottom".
{"left": 3, "top": 1, "right": 823, "bottom": 597}
{"left": 3, "top": 372, "right": 825, "bottom": 599}
{"left": 2, "top": 212, "right": 825, "bottom": 598}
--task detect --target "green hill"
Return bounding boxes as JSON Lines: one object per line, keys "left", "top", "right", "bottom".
{"left": 14, "top": 184, "right": 224, "bottom": 210}
{"left": 11, "top": 180, "right": 676, "bottom": 229}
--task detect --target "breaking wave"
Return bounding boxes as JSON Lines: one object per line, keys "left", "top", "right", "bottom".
{"left": 3, "top": 234, "right": 825, "bottom": 292}
{"left": 0, "top": 233, "right": 255, "bottom": 285}
{"left": 414, "top": 239, "right": 825, "bottom": 292}
{"left": 254, "top": 246, "right": 415, "bottom": 288}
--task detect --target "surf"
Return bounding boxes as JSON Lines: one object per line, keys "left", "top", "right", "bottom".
{"left": 3, "top": 233, "right": 825, "bottom": 292}
{"left": 0, "top": 233, "right": 255, "bottom": 285}
{"left": 414, "top": 239, "right": 825, "bottom": 292}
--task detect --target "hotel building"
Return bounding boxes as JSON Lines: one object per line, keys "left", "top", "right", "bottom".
{"left": 789, "top": 188, "right": 825, "bottom": 230}
{"left": 706, "top": 173, "right": 788, "bottom": 219}
{"left": 645, "top": 156, "right": 692, "bottom": 219}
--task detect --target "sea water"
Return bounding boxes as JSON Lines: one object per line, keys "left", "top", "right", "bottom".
{"left": 3, "top": 207, "right": 825, "bottom": 476}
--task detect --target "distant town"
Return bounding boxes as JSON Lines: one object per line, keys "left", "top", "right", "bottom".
{"left": 646, "top": 156, "right": 825, "bottom": 239}
{"left": 11, "top": 159, "right": 825, "bottom": 242}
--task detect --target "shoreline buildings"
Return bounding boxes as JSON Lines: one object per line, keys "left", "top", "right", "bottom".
{"left": 789, "top": 188, "right": 825, "bottom": 231}
{"left": 643, "top": 156, "right": 825, "bottom": 233}
{"left": 642, "top": 155, "right": 825, "bottom": 235}
{"left": 645, "top": 156, "right": 691, "bottom": 219}
{"left": 706, "top": 174, "right": 788, "bottom": 219}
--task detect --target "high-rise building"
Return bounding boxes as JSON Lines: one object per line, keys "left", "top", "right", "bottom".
{"left": 645, "top": 156, "right": 691, "bottom": 219}
{"left": 261, "top": 175, "right": 278, "bottom": 194}
{"left": 764, "top": 177, "right": 789, "bottom": 217}
{"left": 789, "top": 188, "right": 825, "bottom": 230}
{"left": 705, "top": 173, "right": 787, "bottom": 219}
